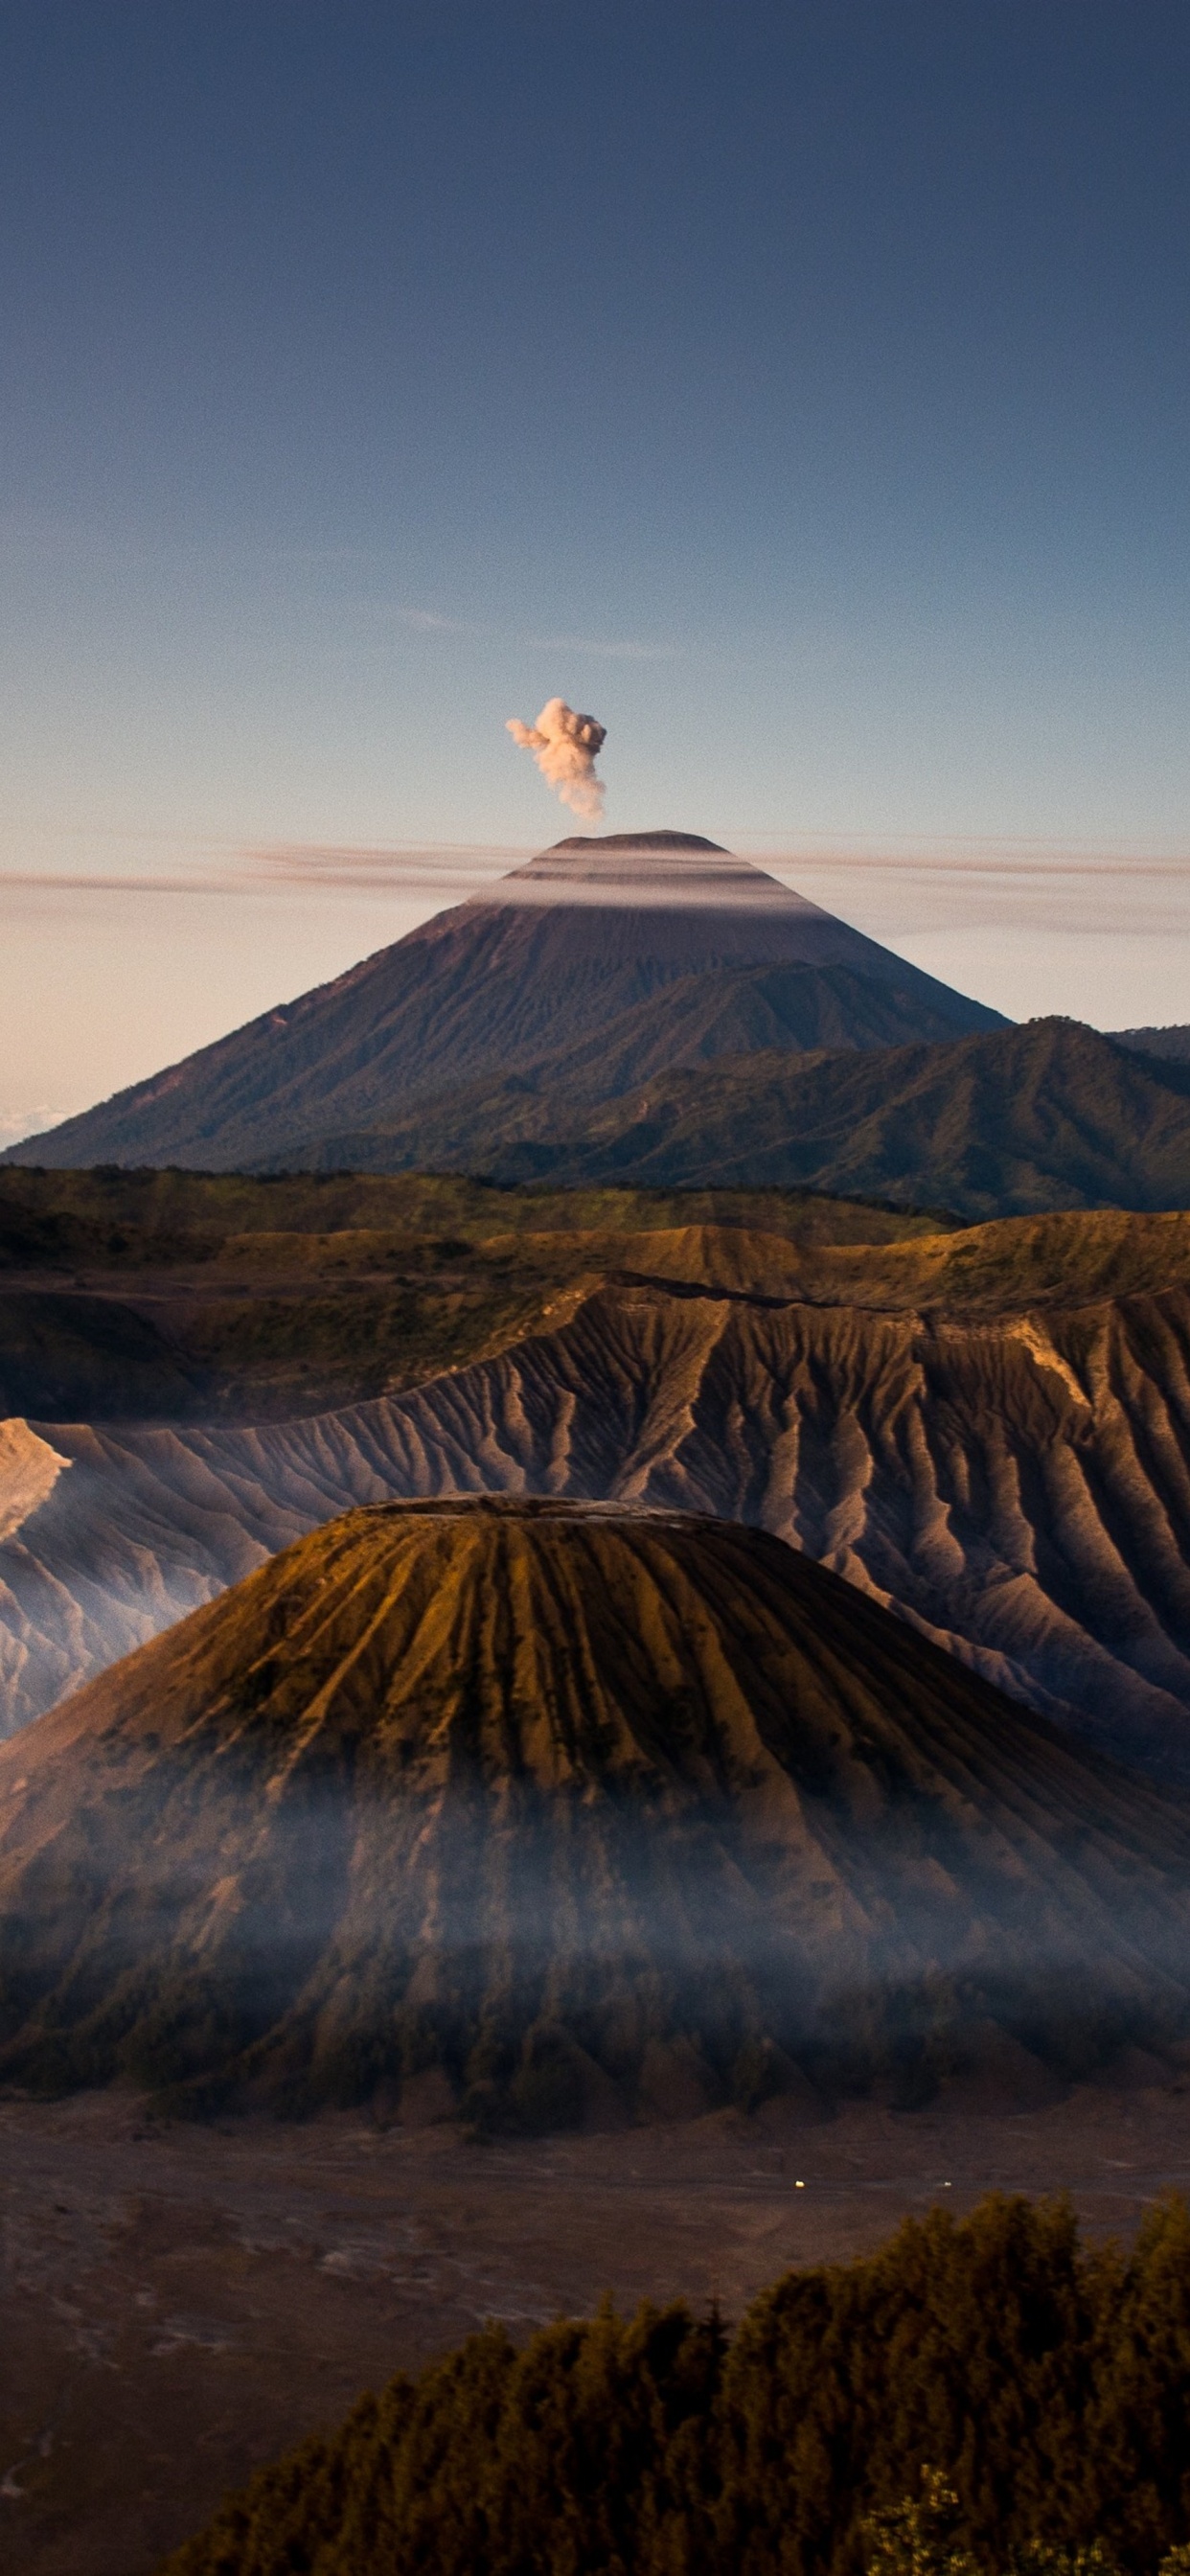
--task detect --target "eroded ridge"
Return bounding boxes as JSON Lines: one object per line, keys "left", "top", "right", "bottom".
{"left": 4, "top": 1276, "right": 1190, "bottom": 1770}
{"left": 5, "top": 1497, "right": 1190, "bottom": 2119}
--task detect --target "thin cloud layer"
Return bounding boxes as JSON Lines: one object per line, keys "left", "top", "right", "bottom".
{"left": 0, "top": 837, "right": 1187, "bottom": 936}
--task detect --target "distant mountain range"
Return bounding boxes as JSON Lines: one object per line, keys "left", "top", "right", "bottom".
{"left": 3, "top": 833, "right": 1005, "bottom": 1172}
{"left": 260, "top": 1016, "right": 1190, "bottom": 1224}
{"left": 1113, "top": 1023, "right": 1190, "bottom": 1063}
{"left": 5, "top": 1494, "right": 1188, "bottom": 2118}
{"left": 9, "top": 830, "right": 1190, "bottom": 1227}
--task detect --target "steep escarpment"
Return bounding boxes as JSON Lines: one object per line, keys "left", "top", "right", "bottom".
{"left": 3, "top": 1497, "right": 1189, "bottom": 2117}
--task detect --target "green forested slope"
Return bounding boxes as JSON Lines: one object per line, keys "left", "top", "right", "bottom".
{"left": 0, "top": 1164, "right": 950, "bottom": 1262}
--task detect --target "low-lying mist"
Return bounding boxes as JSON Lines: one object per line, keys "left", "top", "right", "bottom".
{"left": 5, "top": 1761, "right": 1190, "bottom": 2125}
{"left": 6, "top": 1492, "right": 1190, "bottom": 2126}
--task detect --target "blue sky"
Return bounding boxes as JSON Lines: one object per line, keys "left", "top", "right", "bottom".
{"left": 2, "top": 1, "right": 1189, "bottom": 1122}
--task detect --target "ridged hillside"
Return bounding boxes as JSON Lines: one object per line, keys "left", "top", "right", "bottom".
{"left": 3, "top": 835, "right": 1003, "bottom": 1172}
{"left": 3, "top": 1497, "right": 1189, "bottom": 2119}
{"left": 8, "top": 1212, "right": 1190, "bottom": 1769}
{"left": 0, "top": 1170, "right": 956, "bottom": 1426}
{"left": 1115, "top": 1024, "right": 1190, "bottom": 1063}
{"left": 307, "top": 1018, "right": 1190, "bottom": 1217}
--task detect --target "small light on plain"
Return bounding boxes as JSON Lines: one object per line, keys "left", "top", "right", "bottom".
{"left": 795, "top": 2179, "right": 805, "bottom": 2188}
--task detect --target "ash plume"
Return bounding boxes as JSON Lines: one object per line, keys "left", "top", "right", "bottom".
{"left": 506, "top": 697, "right": 606, "bottom": 819}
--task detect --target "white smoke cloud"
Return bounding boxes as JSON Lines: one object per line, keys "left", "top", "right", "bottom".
{"left": 506, "top": 697, "right": 606, "bottom": 819}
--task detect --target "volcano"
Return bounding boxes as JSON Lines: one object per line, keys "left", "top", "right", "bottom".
{"left": 5, "top": 834, "right": 1006, "bottom": 1172}
{"left": 3, "top": 1495, "right": 1188, "bottom": 2124}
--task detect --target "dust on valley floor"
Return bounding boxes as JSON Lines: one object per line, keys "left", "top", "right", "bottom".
{"left": 4, "top": 2077, "right": 1190, "bottom": 2575}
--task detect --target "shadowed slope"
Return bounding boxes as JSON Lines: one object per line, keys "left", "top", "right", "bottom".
{"left": 309, "top": 1018, "right": 1190, "bottom": 1217}
{"left": 3, "top": 1496, "right": 1190, "bottom": 2119}
{"left": 3, "top": 837, "right": 1003, "bottom": 1172}
{"left": 1115, "top": 1024, "right": 1190, "bottom": 1063}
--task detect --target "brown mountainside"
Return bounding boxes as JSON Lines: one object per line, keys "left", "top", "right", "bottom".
{"left": 0, "top": 1171, "right": 955, "bottom": 1428}
{"left": 8, "top": 1213, "right": 1190, "bottom": 1768}
{"left": 3, "top": 1497, "right": 1189, "bottom": 2121}
{"left": 1114, "top": 1023, "right": 1190, "bottom": 1063}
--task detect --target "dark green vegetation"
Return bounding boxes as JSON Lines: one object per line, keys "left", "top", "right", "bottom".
{"left": 307, "top": 1020, "right": 1190, "bottom": 1222}
{"left": 158, "top": 2195, "right": 1190, "bottom": 2576}
{"left": 11, "top": 1156, "right": 1190, "bottom": 1430}
{"left": 4, "top": 1498, "right": 1190, "bottom": 2117}
{"left": 0, "top": 1166, "right": 950, "bottom": 1419}
{"left": 4, "top": 834, "right": 1002, "bottom": 1173}
{"left": 0, "top": 1162, "right": 955, "bottom": 1262}
{"left": 859, "top": 2469, "right": 1190, "bottom": 2576}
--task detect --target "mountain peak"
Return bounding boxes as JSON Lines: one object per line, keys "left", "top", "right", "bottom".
{"left": 1, "top": 829, "right": 1007, "bottom": 1171}
{"left": 499, "top": 828, "right": 807, "bottom": 908}
{"left": 543, "top": 832, "right": 729, "bottom": 854}
{"left": 3, "top": 1494, "right": 1187, "bottom": 2116}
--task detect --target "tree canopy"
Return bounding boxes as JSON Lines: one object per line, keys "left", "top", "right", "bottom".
{"left": 160, "top": 2193, "right": 1190, "bottom": 2576}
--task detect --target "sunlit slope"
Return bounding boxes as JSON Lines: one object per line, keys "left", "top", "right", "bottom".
{"left": 0, "top": 1163, "right": 951, "bottom": 1257}
{"left": 10, "top": 1174, "right": 1190, "bottom": 1428}
{"left": 7, "top": 1209, "right": 1190, "bottom": 1767}
{"left": 3, "top": 1496, "right": 1189, "bottom": 2117}
{"left": 0, "top": 1170, "right": 952, "bottom": 1423}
